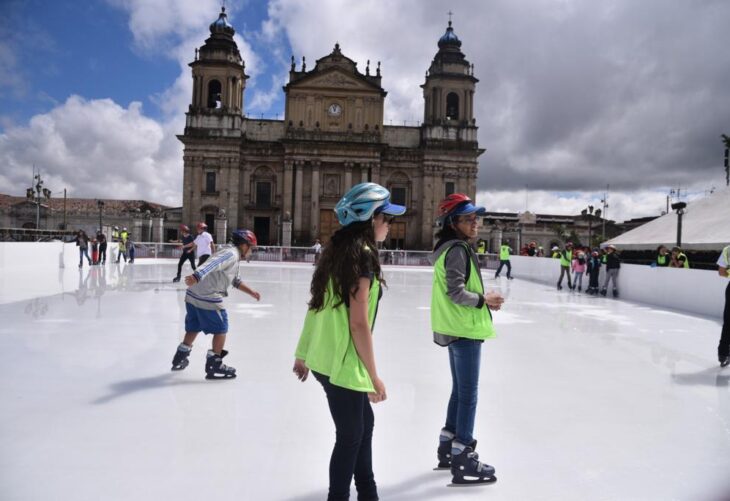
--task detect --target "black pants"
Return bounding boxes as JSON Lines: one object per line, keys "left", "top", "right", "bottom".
{"left": 495, "top": 260, "right": 512, "bottom": 277}
{"left": 99, "top": 243, "right": 107, "bottom": 263}
{"left": 176, "top": 253, "right": 196, "bottom": 278}
{"left": 718, "top": 282, "right": 730, "bottom": 361}
{"left": 313, "top": 371, "right": 378, "bottom": 501}
{"left": 198, "top": 254, "right": 210, "bottom": 267}
{"left": 558, "top": 266, "right": 572, "bottom": 288}
{"left": 588, "top": 269, "right": 600, "bottom": 289}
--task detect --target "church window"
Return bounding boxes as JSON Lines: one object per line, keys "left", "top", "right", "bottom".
{"left": 391, "top": 187, "right": 407, "bottom": 206}
{"left": 446, "top": 92, "right": 459, "bottom": 120}
{"left": 256, "top": 181, "right": 272, "bottom": 208}
{"left": 207, "top": 80, "right": 222, "bottom": 109}
{"left": 445, "top": 182, "right": 455, "bottom": 196}
{"left": 205, "top": 172, "right": 216, "bottom": 193}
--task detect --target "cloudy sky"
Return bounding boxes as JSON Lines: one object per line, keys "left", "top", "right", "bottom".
{"left": 1, "top": 0, "right": 728, "bottom": 222}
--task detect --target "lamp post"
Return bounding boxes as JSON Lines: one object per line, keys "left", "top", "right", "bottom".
{"left": 671, "top": 201, "right": 687, "bottom": 247}
{"left": 97, "top": 200, "right": 105, "bottom": 233}
{"left": 27, "top": 171, "right": 51, "bottom": 229}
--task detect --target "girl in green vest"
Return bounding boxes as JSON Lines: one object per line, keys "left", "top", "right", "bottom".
{"left": 431, "top": 193, "right": 503, "bottom": 486}
{"left": 293, "top": 183, "right": 405, "bottom": 501}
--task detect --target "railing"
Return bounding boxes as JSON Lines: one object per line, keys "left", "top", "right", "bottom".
{"left": 127, "top": 243, "right": 502, "bottom": 269}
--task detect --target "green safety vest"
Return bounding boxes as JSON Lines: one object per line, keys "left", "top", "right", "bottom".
{"left": 500, "top": 245, "right": 511, "bottom": 260}
{"left": 601, "top": 254, "right": 607, "bottom": 264}
{"left": 295, "top": 277, "right": 381, "bottom": 392}
{"left": 431, "top": 242, "right": 496, "bottom": 341}
{"left": 477, "top": 243, "right": 486, "bottom": 254}
{"left": 677, "top": 252, "right": 690, "bottom": 269}
{"left": 552, "top": 251, "right": 560, "bottom": 259}
{"left": 560, "top": 250, "right": 573, "bottom": 267}
{"left": 723, "top": 246, "right": 730, "bottom": 277}
{"left": 657, "top": 254, "right": 668, "bottom": 266}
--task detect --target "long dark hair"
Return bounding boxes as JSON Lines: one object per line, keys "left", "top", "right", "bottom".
{"left": 433, "top": 224, "right": 464, "bottom": 251}
{"left": 308, "top": 221, "right": 384, "bottom": 311}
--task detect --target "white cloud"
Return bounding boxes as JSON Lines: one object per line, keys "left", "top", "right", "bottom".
{"left": 0, "top": 96, "right": 182, "bottom": 205}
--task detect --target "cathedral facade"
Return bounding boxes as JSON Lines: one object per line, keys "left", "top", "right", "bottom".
{"left": 180, "top": 8, "right": 483, "bottom": 249}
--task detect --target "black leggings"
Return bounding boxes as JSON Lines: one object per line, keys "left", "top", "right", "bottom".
{"left": 176, "top": 253, "right": 196, "bottom": 277}
{"left": 99, "top": 244, "right": 107, "bottom": 263}
{"left": 313, "top": 371, "right": 378, "bottom": 501}
{"left": 718, "top": 282, "right": 730, "bottom": 360}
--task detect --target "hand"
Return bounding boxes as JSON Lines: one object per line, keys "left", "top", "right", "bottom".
{"left": 184, "top": 275, "right": 198, "bottom": 287}
{"left": 484, "top": 291, "right": 504, "bottom": 311}
{"left": 368, "top": 377, "right": 387, "bottom": 404}
{"left": 293, "top": 359, "right": 309, "bottom": 381}
{"left": 249, "top": 290, "right": 261, "bottom": 301}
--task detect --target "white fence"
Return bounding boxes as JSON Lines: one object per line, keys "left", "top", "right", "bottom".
{"left": 0, "top": 242, "right": 724, "bottom": 319}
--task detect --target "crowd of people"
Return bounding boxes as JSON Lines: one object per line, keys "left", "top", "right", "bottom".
{"left": 74, "top": 226, "right": 132, "bottom": 268}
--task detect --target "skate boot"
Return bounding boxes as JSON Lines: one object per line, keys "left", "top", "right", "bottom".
{"left": 612, "top": 289, "right": 619, "bottom": 298}
{"left": 172, "top": 276, "right": 181, "bottom": 283}
{"left": 557, "top": 284, "right": 562, "bottom": 291}
{"left": 450, "top": 443, "right": 496, "bottom": 486}
{"left": 205, "top": 350, "right": 236, "bottom": 380}
{"left": 578, "top": 285, "right": 582, "bottom": 292}
{"left": 437, "top": 431, "right": 477, "bottom": 470}
{"left": 171, "top": 343, "right": 191, "bottom": 371}
{"left": 600, "top": 288, "right": 607, "bottom": 297}
{"left": 721, "top": 357, "right": 729, "bottom": 368}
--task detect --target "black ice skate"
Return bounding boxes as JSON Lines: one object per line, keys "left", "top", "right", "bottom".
{"left": 436, "top": 437, "right": 477, "bottom": 470}
{"left": 600, "top": 288, "right": 607, "bottom": 297}
{"left": 721, "top": 357, "right": 729, "bottom": 368}
{"left": 171, "top": 343, "right": 191, "bottom": 371}
{"left": 449, "top": 445, "right": 496, "bottom": 486}
{"left": 205, "top": 350, "right": 236, "bottom": 380}
{"left": 172, "top": 276, "right": 181, "bottom": 283}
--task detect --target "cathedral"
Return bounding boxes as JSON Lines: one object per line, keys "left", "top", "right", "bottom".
{"left": 180, "top": 7, "right": 483, "bottom": 249}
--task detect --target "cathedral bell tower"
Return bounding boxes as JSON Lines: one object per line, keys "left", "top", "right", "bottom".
{"left": 185, "top": 6, "right": 248, "bottom": 137}
{"left": 421, "top": 19, "right": 478, "bottom": 144}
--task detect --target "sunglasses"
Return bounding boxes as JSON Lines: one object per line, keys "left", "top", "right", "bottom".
{"left": 457, "top": 215, "right": 479, "bottom": 224}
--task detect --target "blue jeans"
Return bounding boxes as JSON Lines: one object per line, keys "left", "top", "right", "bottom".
{"left": 78, "top": 247, "right": 91, "bottom": 266}
{"left": 445, "top": 339, "right": 482, "bottom": 445}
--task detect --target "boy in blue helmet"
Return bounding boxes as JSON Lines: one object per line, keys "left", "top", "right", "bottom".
{"left": 170, "top": 229, "right": 261, "bottom": 379}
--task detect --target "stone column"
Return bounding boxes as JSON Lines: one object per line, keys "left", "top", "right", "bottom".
{"left": 361, "top": 164, "right": 368, "bottom": 183}
{"left": 344, "top": 162, "right": 353, "bottom": 191}
{"left": 421, "top": 164, "right": 436, "bottom": 248}
{"left": 152, "top": 216, "right": 165, "bottom": 243}
{"left": 227, "top": 161, "right": 240, "bottom": 231}
{"left": 310, "top": 160, "right": 320, "bottom": 241}
{"left": 371, "top": 162, "right": 380, "bottom": 184}
{"left": 283, "top": 159, "right": 293, "bottom": 216}
{"left": 215, "top": 213, "right": 228, "bottom": 244}
{"left": 294, "top": 161, "right": 304, "bottom": 236}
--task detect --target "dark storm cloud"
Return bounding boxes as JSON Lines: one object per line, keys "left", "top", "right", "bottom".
{"left": 464, "top": 0, "right": 730, "bottom": 192}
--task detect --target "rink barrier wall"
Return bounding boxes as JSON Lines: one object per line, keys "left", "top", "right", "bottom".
{"left": 508, "top": 255, "right": 726, "bottom": 319}
{"left": 0, "top": 243, "right": 724, "bottom": 319}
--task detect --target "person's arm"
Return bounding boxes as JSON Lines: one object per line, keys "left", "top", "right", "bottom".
{"left": 349, "top": 277, "right": 386, "bottom": 403}
{"left": 184, "top": 249, "right": 234, "bottom": 286}
{"left": 719, "top": 266, "right": 728, "bottom": 278}
{"left": 232, "top": 277, "right": 260, "bottom": 301}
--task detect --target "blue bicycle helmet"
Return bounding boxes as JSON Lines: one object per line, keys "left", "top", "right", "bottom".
{"left": 231, "top": 229, "right": 257, "bottom": 246}
{"left": 334, "top": 182, "right": 406, "bottom": 226}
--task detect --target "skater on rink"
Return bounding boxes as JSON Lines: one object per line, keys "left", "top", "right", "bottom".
{"left": 293, "top": 183, "right": 405, "bottom": 501}
{"left": 193, "top": 222, "right": 215, "bottom": 266}
{"left": 170, "top": 229, "right": 260, "bottom": 380}
{"left": 557, "top": 241, "right": 573, "bottom": 290}
{"left": 600, "top": 244, "right": 621, "bottom": 297}
{"left": 716, "top": 244, "right": 730, "bottom": 368}
{"left": 75, "top": 229, "right": 91, "bottom": 268}
{"left": 173, "top": 224, "right": 196, "bottom": 282}
{"left": 431, "top": 193, "right": 503, "bottom": 486}
{"left": 493, "top": 240, "right": 513, "bottom": 279}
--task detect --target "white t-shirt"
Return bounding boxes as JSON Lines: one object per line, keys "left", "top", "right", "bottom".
{"left": 194, "top": 231, "right": 214, "bottom": 258}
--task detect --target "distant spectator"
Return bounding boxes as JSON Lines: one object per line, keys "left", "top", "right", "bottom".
{"left": 91, "top": 238, "right": 99, "bottom": 265}
{"left": 717, "top": 244, "right": 730, "bottom": 368}
{"left": 571, "top": 251, "right": 587, "bottom": 292}
{"left": 112, "top": 226, "right": 120, "bottom": 242}
{"left": 194, "top": 222, "right": 215, "bottom": 266}
{"left": 551, "top": 246, "right": 560, "bottom": 259}
{"left": 76, "top": 230, "right": 91, "bottom": 268}
{"left": 476, "top": 239, "right": 486, "bottom": 255}
{"left": 312, "top": 238, "right": 322, "bottom": 266}
{"left": 586, "top": 249, "right": 601, "bottom": 295}
{"left": 655, "top": 245, "right": 670, "bottom": 267}
{"left": 557, "top": 242, "right": 573, "bottom": 291}
{"left": 600, "top": 245, "right": 621, "bottom": 298}
{"left": 527, "top": 241, "right": 537, "bottom": 257}
{"left": 537, "top": 246, "right": 545, "bottom": 257}
{"left": 97, "top": 231, "right": 107, "bottom": 265}
{"left": 121, "top": 227, "right": 129, "bottom": 242}
{"left": 127, "top": 239, "right": 135, "bottom": 263}
{"left": 519, "top": 244, "right": 529, "bottom": 256}
{"left": 670, "top": 247, "right": 690, "bottom": 269}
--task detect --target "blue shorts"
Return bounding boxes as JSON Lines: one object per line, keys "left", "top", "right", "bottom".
{"left": 185, "top": 302, "right": 228, "bottom": 334}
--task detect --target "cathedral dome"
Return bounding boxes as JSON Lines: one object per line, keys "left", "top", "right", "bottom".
{"left": 209, "top": 6, "right": 235, "bottom": 37}
{"left": 438, "top": 21, "right": 462, "bottom": 49}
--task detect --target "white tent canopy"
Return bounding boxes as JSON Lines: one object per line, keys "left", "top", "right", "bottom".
{"left": 603, "top": 187, "right": 730, "bottom": 251}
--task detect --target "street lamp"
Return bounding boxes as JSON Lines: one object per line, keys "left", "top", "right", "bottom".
{"left": 97, "top": 200, "right": 105, "bottom": 233}
{"left": 671, "top": 201, "right": 687, "bottom": 247}
{"left": 27, "top": 172, "right": 51, "bottom": 229}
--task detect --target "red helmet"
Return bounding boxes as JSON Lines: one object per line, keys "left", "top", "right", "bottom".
{"left": 179, "top": 224, "right": 190, "bottom": 233}
{"left": 232, "top": 229, "right": 257, "bottom": 247}
{"left": 438, "top": 194, "right": 473, "bottom": 218}
{"left": 196, "top": 222, "right": 208, "bottom": 231}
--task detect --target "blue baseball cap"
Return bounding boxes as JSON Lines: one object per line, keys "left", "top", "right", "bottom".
{"left": 450, "top": 202, "right": 486, "bottom": 216}
{"left": 376, "top": 200, "right": 406, "bottom": 216}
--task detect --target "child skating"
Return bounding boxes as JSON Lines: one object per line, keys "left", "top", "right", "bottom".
{"left": 293, "top": 183, "right": 405, "bottom": 501}
{"left": 586, "top": 249, "right": 602, "bottom": 294}
{"left": 431, "top": 193, "right": 503, "bottom": 486}
{"left": 571, "top": 251, "right": 586, "bottom": 291}
{"left": 170, "top": 229, "right": 260, "bottom": 379}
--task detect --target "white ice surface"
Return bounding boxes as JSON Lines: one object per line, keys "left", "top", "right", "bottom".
{"left": 1, "top": 261, "right": 728, "bottom": 501}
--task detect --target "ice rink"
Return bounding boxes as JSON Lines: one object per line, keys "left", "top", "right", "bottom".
{"left": 1, "top": 260, "right": 728, "bottom": 501}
